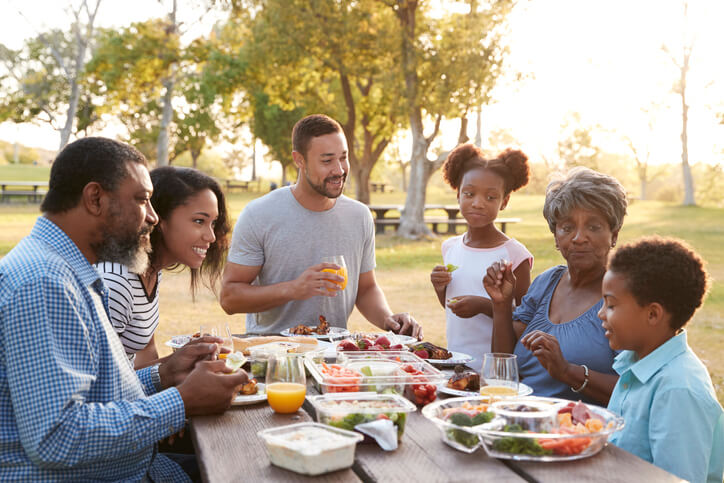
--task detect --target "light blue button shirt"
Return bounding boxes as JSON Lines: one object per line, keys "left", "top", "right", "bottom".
{"left": 608, "top": 331, "right": 724, "bottom": 483}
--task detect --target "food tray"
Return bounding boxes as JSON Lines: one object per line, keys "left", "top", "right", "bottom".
{"left": 305, "top": 351, "right": 445, "bottom": 405}
{"left": 421, "top": 395, "right": 498, "bottom": 453}
{"left": 308, "top": 392, "right": 417, "bottom": 442}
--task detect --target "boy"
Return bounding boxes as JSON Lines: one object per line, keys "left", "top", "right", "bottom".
{"left": 598, "top": 236, "right": 723, "bottom": 483}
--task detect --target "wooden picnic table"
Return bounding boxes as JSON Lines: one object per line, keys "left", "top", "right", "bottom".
{"left": 189, "top": 378, "right": 680, "bottom": 483}
{"left": 368, "top": 204, "right": 521, "bottom": 235}
{"left": 0, "top": 180, "right": 49, "bottom": 203}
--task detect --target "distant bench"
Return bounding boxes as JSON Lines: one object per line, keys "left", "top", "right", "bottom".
{"left": 0, "top": 181, "right": 48, "bottom": 203}
{"left": 368, "top": 204, "right": 520, "bottom": 235}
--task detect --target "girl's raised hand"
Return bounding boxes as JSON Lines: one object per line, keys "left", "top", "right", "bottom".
{"left": 447, "top": 295, "right": 485, "bottom": 318}
{"left": 483, "top": 260, "right": 515, "bottom": 304}
{"left": 430, "top": 265, "right": 452, "bottom": 291}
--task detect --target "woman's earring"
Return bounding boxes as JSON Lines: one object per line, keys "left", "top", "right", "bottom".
{"left": 611, "top": 241, "right": 616, "bottom": 248}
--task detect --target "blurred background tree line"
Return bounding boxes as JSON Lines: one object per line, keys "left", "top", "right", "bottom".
{"left": 1, "top": 0, "right": 723, "bottom": 237}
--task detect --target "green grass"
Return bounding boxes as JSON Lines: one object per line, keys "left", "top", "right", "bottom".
{"left": 1, "top": 179, "right": 722, "bottom": 403}
{"left": 0, "top": 164, "right": 51, "bottom": 181}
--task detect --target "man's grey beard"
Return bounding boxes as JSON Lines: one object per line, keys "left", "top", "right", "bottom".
{"left": 95, "top": 226, "right": 153, "bottom": 274}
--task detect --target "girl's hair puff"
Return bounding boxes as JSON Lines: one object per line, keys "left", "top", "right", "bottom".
{"left": 442, "top": 144, "right": 530, "bottom": 195}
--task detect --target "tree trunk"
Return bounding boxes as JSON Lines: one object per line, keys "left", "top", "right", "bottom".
{"left": 59, "top": 77, "right": 80, "bottom": 150}
{"left": 191, "top": 149, "right": 200, "bottom": 169}
{"left": 640, "top": 179, "right": 647, "bottom": 201}
{"left": 157, "top": 77, "right": 174, "bottom": 166}
{"left": 680, "top": 75, "right": 695, "bottom": 205}
{"left": 251, "top": 137, "right": 257, "bottom": 181}
{"left": 355, "top": 165, "right": 372, "bottom": 204}
{"left": 400, "top": 160, "right": 407, "bottom": 192}
{"left": 474, "top": 106, "right": 482, "bottom": 147}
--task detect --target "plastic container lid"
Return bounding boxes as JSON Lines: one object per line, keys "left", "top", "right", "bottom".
{"left": 308, "top": 391, "right": 418, "bottom": 415}
{"left": 257, "top": 422, "right": 363, "bottom": 455}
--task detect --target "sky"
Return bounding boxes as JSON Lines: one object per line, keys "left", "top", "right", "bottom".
{"left": 1, "top": 0, "right": 723, "bottom": 169}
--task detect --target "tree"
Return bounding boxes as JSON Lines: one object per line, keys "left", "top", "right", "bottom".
{"left": 557, "top": 114, "right": 602, "bottom": 171}
{"left": 0, "top": 0, "right": 102, "bottom": 150}
{"left": 231, "top": 0, "right": 405, "bottom": 203}
{"left": 662, "top": 0, "right": 696, "bottom": 205}
{"left": 382, "top": 0, "right": 514, "bottom": 238}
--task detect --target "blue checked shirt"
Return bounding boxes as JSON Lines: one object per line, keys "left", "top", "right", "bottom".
{"left": 0, "top": 217, "right": 189, "bottom": 482}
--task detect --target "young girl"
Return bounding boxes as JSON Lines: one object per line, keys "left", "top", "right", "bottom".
{"left": 430, "top": 145, "right": 533, "bottom": 371}
{"left": 96, "top": 166, "right": 230, "bottom": 369}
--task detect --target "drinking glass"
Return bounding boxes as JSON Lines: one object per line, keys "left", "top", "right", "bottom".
{"left": 321, "top": 255, "right": 348, "bottom": 291}
{"left": 480, "top": 353, "right": 519, "bottom": 397}
{"left": 199, "top": 324, "right": 234, "bottom": 359}
{"left": 265, "top": 354, "right": 307, "bottom": 413}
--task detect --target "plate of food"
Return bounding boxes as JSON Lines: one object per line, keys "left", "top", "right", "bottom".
{"left": 438, "top": 366, "right": 534, "bottom": 397}
{"left": 165, "top": 335, "right": 192, "bottom": 351}
{"left": 281, "top": 316, "right": 350, "bottom": 340}
{"left": 232, "top": 381, "right": 267, "bottom": 406}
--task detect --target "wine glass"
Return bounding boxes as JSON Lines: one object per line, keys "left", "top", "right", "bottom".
{"left": 199, "top": 324, "right": 234, "bottom": 359}
{"left": 480, "top": 353, "right": 519, "bottom": 398}
{"left": 265, "top": 354, "right": 306, "bottom": 414}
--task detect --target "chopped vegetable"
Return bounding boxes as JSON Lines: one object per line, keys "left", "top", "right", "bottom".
{"left": 492, "top": 425, "right": 552, "bottom": 456}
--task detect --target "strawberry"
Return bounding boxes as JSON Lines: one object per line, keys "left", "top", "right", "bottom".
{"left": 370, "top": 344, "right": 387, "bottom": 351}
{"left": 390, "top": 344, "right": 403, "bottom": 350}
{"left": 375, "top": 335, "right": 391, "bottom": 348}
{"left": 357, "top": 338, "right": 373, "bottom": 350}
{"left": 338, "top": 340, "right": 358, "bottom": 351}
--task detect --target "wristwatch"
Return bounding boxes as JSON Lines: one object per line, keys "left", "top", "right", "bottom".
{"left": 150, "top": 363, "right": 163, "bottom": 392}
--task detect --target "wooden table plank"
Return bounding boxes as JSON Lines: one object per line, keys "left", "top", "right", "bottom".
{"left": 508, "top": 443, "right": 683, "bottom": 482}
{"left": 190, "top": 404, "right": 361, "bottom": 483}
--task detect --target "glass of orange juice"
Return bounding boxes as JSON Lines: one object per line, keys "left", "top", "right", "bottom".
{"left": 480, "top": 353, "right": 519, "bottom": 398}
{"left": 321, "top": 255, "right": 348, "bottom": 291}
{"left": 265, "top": 354, "right": 307, "bottom": 413}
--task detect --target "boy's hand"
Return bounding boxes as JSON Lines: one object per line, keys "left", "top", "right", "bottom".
{"left": 446, "top": 295, "right": 485, "bottom": 318}
{"left": 430, "top": 265, "right": 452, "bottom": 292}
{"left": 483, "top": 260, "right": 515, "bottom": 305}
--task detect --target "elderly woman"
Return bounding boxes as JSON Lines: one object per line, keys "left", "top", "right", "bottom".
{"left": 484, "top": 167, "right": 627, "bottom": 405}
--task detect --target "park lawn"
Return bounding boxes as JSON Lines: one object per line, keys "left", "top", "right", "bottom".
{"left": 0, "top": 176, "right": 721, "bottom": 402}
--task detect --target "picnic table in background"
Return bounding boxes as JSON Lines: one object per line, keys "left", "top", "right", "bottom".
{"left": 368, "top": 204, "right": 521, "bottom": 235}
{"left": 0, "top": 180, "right": 48, "bottom": 203}
{"left": 189, "top": 377, "right": 682, "bottom": 482}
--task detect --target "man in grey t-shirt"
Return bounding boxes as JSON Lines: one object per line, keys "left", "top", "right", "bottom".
{"left": 220, "top": 114, "right": 422, "bottom": 338}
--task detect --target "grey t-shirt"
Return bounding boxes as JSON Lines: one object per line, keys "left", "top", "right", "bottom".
{"left": 228, "top": 187, "right": 376, "bottom": 333}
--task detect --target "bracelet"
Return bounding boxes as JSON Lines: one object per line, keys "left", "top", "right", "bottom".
{"left": 571, "top": 364, "right": 589, "bottom": 393}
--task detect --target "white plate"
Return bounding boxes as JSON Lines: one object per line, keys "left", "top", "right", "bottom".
{"left": 232, "top": 382, "right": 267, "bottom": 406}
{"left": 423, "top": 351, "right": 474, "bottom": 367}
{"left": 280, "top": 326, "right": 350, "bottom": 340}
{"left": 165, "top": 335, "right": 191, "bottom": 349}
{"left": 438, "top": 382, "right": 534, "bottom": 398}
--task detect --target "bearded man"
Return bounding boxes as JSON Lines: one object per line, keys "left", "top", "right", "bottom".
{"left": 220, "top": 114, "right": 422, "bottom": 338}
{"left": 0, "top": 137, "right": 248, "bottom": 481}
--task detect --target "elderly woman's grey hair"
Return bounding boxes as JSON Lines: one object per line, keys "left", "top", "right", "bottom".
{"left": 543, "top": 166, "right": 628, "bottom": 234}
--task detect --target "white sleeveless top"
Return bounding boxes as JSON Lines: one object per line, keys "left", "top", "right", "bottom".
{"left": 441, "top": 235, "right": 533, "bottom": 372}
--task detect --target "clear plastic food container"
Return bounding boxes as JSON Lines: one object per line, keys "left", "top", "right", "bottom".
{"left": 421, "top": 395, "right": 498, "bottom": 453}
{"left": 247, "top": 342, "right": 325, "bottom": 378}
{"left": 257, "top": 422, "right": 363, "bottom": 475}
{"left": 308, "top": 392, "right": 417, "bottom": 442}
{"left": 489, "top": 400, "right": 558, "bottom": 433}
{"left": 423, "top": 396, "right": 625, "bottom": 460}
{"left": 304, "top": 351, "right": 445, "bottom": 405}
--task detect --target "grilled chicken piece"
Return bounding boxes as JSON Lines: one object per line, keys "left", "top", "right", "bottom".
{"left": 447, "top": 365, "right": 481, "bottom": 391}
{"left": 240, "top": 378, "right": 258, "bottom": 395}
{"left": 411, "top": 341, "right": 453, "bottom": 360}
{"left": 316, "top": 316, "right": 330, "bottom": 335}
{"left": 289, "top": 324, "right": 313, "bottom": 335}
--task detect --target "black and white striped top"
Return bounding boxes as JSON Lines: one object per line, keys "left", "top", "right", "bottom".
{"left": 94, "top": 262, "right": 161, "bottom": 362}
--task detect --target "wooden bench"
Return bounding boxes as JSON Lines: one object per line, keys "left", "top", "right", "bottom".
{"left": 0, "top": 181, "right": 49, "bottom": 203}
{"left": 373, "top": 217, "right": 521, "bottom": 235}
{"left": 370, "top": 182, "right": 388, "bottom": 193}
{"left": 225, "top": 180, "right": 251, "bottom": 192}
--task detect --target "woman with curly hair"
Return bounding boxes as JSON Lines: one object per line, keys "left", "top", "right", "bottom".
{"left": 484, "top": 166, "right": 627, "bottom": 404}
{"left": 430, "top": 144, "right": 533, "bottom": 371}
{"left": 96, "top": 166, "right": 230, "bottom": 369}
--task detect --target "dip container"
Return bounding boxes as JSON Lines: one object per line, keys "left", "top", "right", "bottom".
{"left": 257, "top": 422, "right": 363, "bottom": 475}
